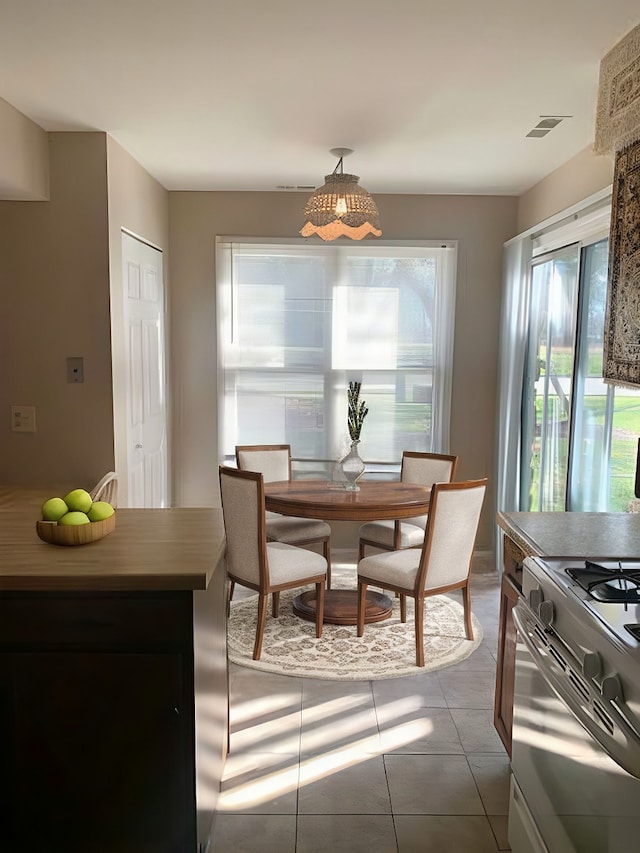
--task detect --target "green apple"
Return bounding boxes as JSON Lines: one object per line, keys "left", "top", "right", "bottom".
{"left": 87, "top": 501, "right": 114, "bottom": 522}
{"left": 58, "top": 511, "right": 91, "bottom": 525}
{"left": 42, "top": 497, "right": 68, "bottom": 522}
{"left": 63, "top": 488, "right": 93, "bottom": 514}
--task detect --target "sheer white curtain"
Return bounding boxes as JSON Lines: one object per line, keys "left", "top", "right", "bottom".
{"left": 495, "top": 237, "right": 531, "bottom": 519}
{"left": 431, "top": 245, "right": 457, "bottom": 453}
{"left": 216, "top": 238, "right": 457, "bottom": 466}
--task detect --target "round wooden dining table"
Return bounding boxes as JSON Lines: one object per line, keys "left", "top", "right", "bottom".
{"left": 264, "top": 479, "right": 432, "bottom": 626}
{"left": 264, "top": 479, "right": 432, "bottom": 522}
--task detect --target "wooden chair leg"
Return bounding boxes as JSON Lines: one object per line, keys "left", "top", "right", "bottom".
{"left": 414, "top": 595, "right": 425, "bottom": 667}
{"left": 393, "top": 520, "right": 402, "bottom": 550}
{"left": 323, "top": 540, "right": 332, "bottom": 589}
{"left": 357, "top": 581, "right": 367, "bottom": 636}
{"left": 253, "top": 594, "right": 268, "bottom": 660}
{"left": 272, "top": 591, "right": 280, "bottom": 618}
{"left": 400, "top": 593, "right": 407, "bottom": 623}
{"left": 358, "top": 541, "right": 365, "bottom": 561}
{"left": 315, "top": 581, "right": 325, "bottom": 638}
{"left": 462, "top": 582, "right": 474, "bottom": 640}
{"left": 226, "top": 579, "right": 234, "bottom": 618}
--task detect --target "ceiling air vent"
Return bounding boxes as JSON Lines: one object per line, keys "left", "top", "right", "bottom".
{"left": 526, "top": 115, "right": 572, "bottom": 138}
{"left": 276, "top": 185, "right": 317, "bottom": 191}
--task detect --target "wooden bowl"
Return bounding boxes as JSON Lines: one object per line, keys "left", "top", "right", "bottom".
{"left": 36, "top": 513, "right": 116, "bottom": 546}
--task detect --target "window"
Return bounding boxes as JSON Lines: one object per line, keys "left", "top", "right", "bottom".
{"left": 217, "top": 239, "right": 457, "bottom": 472}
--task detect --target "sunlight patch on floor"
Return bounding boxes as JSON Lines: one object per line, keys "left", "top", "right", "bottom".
{"left": 230, "top": 693, "right": 302, "bottom": 725}
{"left": 217, "top": 762, "right": 300, "bottom": 810}
{"left": 230, "top": 709, "right": 302, "bottom": 753}
{"left": 297, "top": 715, "right": 434, "bottom": 785}
{"left": 373, "top": 694, "right": 429, "bottom": 722}
{"left": 300, "top": 694, "right": 371, "bottom": 723}
{"left": 219, "top": 697, "right": 436, "bottom": 809}
{"left": 300, "top": 708, "right": 381, "bottom": 753}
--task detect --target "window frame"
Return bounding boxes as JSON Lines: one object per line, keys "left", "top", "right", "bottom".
{"left": 216, "top": 237, "right": 458, "bottom": 469}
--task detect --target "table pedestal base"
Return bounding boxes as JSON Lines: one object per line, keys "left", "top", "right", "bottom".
{"left": 293, "top": 588, "right": 392, "bottom": 626}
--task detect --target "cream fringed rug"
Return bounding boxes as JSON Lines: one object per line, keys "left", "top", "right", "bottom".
{"left": 227, "top": 572, "right": 483, "bottom": 680}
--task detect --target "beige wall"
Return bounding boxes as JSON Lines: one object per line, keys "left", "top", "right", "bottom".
{"left": 0, "top": 132, "right": 169, "bottom": 496}
{"left": 106, "top": 137, "right": 170, "bottom": 505}
{"left": 169, "top": 191, "right": 518, "bottom": 550}
{"left": 0, "top": 132, "right": 113, "bottom": 489}
{"left": 517, "top": 145, "right": 615, "bottom": 233}
{"left": 8, "top": 122, "right": 607, "bottom": 551}
{"left": 0, "top": 97, "right": 49, "bottom": 200}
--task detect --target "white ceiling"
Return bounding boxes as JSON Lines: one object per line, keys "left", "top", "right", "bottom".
{"left": 1, "top": 0, "right": 639, "bottom": 197}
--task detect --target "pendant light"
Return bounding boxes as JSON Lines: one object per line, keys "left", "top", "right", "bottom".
{"left": 300, "top": 148, "right": 382, "bottom": 241}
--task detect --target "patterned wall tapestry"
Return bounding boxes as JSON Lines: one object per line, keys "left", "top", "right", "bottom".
{"left": 603, "top": 138, "right": 640, "bottom": 387}
{"left": 595, "top": 22, "right": 640, "bottom": 387}
{"left": 595, "top": 22, "right": 640, "bottom": 156}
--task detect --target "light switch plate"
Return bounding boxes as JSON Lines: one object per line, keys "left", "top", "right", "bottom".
{"left": 11, "top": 405, "right": 37, "bottom": 432}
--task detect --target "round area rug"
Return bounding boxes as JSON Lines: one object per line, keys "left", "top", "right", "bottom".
{"left": 227, "top": 585, "right": 483, "bottom": 680}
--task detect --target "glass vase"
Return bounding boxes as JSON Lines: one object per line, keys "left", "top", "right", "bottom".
{"left": 340, "top": 440, "right": 365, "bottom": 491}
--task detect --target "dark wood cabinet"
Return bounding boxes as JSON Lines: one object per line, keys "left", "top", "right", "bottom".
{"left": 493, "top": 534, "right": 526, "bottom": 756}
{"left": 1, "top": 648, "right": 190, "bottom": 852}
{"left": 0, "top": 583, "right": 227, "bottom": 853}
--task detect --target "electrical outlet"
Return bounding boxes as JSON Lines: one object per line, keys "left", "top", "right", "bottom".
{"left": 11, "top": 405, "right": 37, "bottom": 432}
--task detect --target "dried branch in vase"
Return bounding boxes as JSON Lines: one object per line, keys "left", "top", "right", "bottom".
{"left": 347, "top": 381, "right": 368, "bottom": 442}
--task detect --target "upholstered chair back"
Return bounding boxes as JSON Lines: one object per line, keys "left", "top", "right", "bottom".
{"left": 219, "top": 466, "right": 266, "bottom": 587}
{"left": 401, "top": 452, "right": 458, "bottom": 529}
{"left": 402, "top": 452, "right": 457, "bottom": 486}
{"left": 419, "top": 479, "right": 486, "bottom": 592}
{"left": 236, "top": 445, "right": 292, "bottom": 483}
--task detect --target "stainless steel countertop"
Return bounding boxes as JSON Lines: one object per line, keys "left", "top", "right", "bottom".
{"left": 497, "top": 511, "right": 640, "bottom": 560}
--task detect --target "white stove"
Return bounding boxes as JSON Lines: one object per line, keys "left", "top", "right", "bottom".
{"left": 509, "top": 555, "right": 640, "bottom": 853}
{"left": 533, "top": 557, "right": 640, "bottom": 642}
{"left": 565, "top": 560, "right": 640, "bottom": 647}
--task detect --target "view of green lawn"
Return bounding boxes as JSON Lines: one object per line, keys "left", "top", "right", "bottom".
{"left": 530, "top": 393, "right": 640, "bottom": 512}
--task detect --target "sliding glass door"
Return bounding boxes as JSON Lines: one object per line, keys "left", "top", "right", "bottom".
{"left": 521, "top": 237, "right": 640, "bottom": 512}
{"left": 569, "top": 240, "right": 640, "bottom": 510}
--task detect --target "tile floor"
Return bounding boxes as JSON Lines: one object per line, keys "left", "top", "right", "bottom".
{"left": 211, "top": 551, "right": 510, "bottom": 853}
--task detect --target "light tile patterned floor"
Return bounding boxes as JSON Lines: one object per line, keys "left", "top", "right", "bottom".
{"left": 212, "top": 551, "right": 510, "bottom": 853}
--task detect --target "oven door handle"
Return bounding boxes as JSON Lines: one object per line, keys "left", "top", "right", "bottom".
{"left": 513, "top": 602, "right": 640, "bottom": 779}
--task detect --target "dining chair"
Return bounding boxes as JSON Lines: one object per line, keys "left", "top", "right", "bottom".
{"left": 219, "top": 465, "right": 326, "bottom": 660}
{"left": 356, "top": 478, "right": 487, "bottom": 667}
{"left": 235, "top": 444, "right": 333, "bottom": 587}
{"left": 357, "top": 451, "right": 458, "bottom": 560}
{"left": 89, "top": 471, "right": 118, "bottom": 506}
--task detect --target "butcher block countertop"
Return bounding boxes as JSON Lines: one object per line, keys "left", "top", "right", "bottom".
{"left": 497, "top": 510, "right": 640, "bottom": 559}
{"left": 0, "top": 488, "right": 225, "bottom": 592}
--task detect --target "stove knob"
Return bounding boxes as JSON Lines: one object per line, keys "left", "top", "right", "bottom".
{"left": 582, "top": 651, "right": 602, "bottom": 679}
{"left": 538, "top": 600, "right": 555, "bottom": 627}
{"left": 601, "top": 674, "right": 624, "bottom": 702}
{"left": 529, "top": 587, "right": 543, "bottom": 611}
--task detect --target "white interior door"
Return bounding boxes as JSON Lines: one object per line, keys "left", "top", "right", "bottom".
{"left": 122, "top": 232, "right": 168, "bottom": 507}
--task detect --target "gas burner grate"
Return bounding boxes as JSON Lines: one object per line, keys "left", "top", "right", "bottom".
{"left": 566, "top": 560, "right": 640, "bottom": 603}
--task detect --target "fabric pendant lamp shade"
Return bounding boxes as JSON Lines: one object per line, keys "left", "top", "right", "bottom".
{"left": 300, "top": 150, "right": 382, "bottom": 241}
